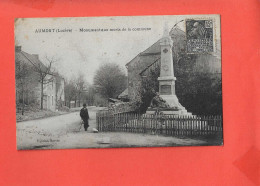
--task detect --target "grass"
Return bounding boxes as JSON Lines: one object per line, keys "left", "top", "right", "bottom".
{"left": 16, "top": 109, "right": 66, "bottom": 122}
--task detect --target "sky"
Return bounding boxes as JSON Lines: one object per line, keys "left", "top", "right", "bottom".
{"left": 15, "top": 15, "right": 220, "bottom": 84}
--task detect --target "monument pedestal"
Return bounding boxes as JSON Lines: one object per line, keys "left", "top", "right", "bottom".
{"left": 146, "top": 107, "right": 191, "bottom": 115}
{"left": 160, "top": 95, "right": 191, "bottom": 115}
{"left": 146, "top": 22, "right": 192, "bottom": 116}
{"left": 156, "top": 76, "right": 191, "bottom": 115}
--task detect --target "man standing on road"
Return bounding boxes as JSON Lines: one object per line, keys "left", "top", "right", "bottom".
{"left": 80, "top": 103, "right": 89, "bottom": 131}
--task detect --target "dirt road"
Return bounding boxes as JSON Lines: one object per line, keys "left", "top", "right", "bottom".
{"left": 17, "top": 107, "right": 207, "bottom": 150}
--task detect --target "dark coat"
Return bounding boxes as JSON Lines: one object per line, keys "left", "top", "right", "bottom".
{"left": 80, "top": 108, "right": 89, "bottom": 121}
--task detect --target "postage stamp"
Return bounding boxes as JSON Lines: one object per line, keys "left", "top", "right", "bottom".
{"left": 186, "top": 19, "right": 214, "bottom": 53}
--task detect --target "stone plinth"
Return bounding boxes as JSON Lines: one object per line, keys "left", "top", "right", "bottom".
{"left": 146, "top": 107, "right": 192, "bottom": 115}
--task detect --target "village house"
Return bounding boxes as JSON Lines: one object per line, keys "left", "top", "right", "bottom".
{"left": 15, "top": 46, "right": 65, "bottom": 112}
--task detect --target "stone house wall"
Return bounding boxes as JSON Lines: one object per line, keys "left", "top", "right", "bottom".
{"left": 15, "top": 46, "right": 64, "bottom": 112}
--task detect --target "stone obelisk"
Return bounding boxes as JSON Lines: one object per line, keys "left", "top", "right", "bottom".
{"left": 156, "top": 23, "right": 190, "bottom": 115}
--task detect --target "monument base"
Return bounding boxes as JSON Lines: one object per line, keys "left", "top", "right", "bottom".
{"left": 146, "top": 107, "right": 192, "bottom": 115}
{"left": 146, "top": 94, "right": 192, "bottom": 115}
{"left": 160, "top": 94, "right": 183, "bottom": 108}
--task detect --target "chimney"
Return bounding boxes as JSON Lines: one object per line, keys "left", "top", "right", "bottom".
{"left": 32, "top": 54, "right": 39, "bottom": 59}
{"left": 15, "top": 46, "right": 21, "bottom": 52}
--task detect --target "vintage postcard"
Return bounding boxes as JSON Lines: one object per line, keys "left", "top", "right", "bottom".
{"left": 15, "top": 15, "right": 222, "bottom": 150}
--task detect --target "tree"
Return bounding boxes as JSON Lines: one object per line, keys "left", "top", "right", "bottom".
{"left": 94, "top": 63, "right": 127, "bottom": 99}
{"left": 64, "top": 74, "right": 88, "bottom": 108}
{"left": 31, "top": 56, "right": 57, "bottom": 110}
{"left": 137, "top": 65, "right": 160, "bottom": 113}
{"left": 74, "top": 73, "right": 85, "bottom": 107}
{"left": 64, "top": 78, "right": 77, "bottom": 108}
{"left": 15, "top": 59, "right": 33, "bottom": 115}
{"left": 175, "top": 54, "right": 222, "bottom": 115}
{"left": 82, "top": 84, "right": 96, "bottom": 106}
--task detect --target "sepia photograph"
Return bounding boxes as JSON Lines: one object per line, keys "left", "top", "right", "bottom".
{"left": 15, "top": 15, "right": 223, "bottom": 150}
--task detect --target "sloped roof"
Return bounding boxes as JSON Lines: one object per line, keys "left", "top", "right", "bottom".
{"left": 140, "top": 39, "right": 161, "bottom": 56}
{"left": 15, "top": 47, "right": 59, "bottom": 77}
{"left": 15, "top": 51, "right": 32, "bottom": 66}
{"left": 20, "top": 51, "right": 48, "bottom": 72}
{"left": 125, "top": 39, "right": 161, "bottom": 67}
{"left": 126, "top": 27, "right": 185, "bottom": 68}
{"left": 139, "top": 57, "right": 161, "bottom": 76}
{"left": 118, "top": 88, "right": 128, "bottom": 98}
{"left": 108, "top": 98, "right": 122, "bottom": 103}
